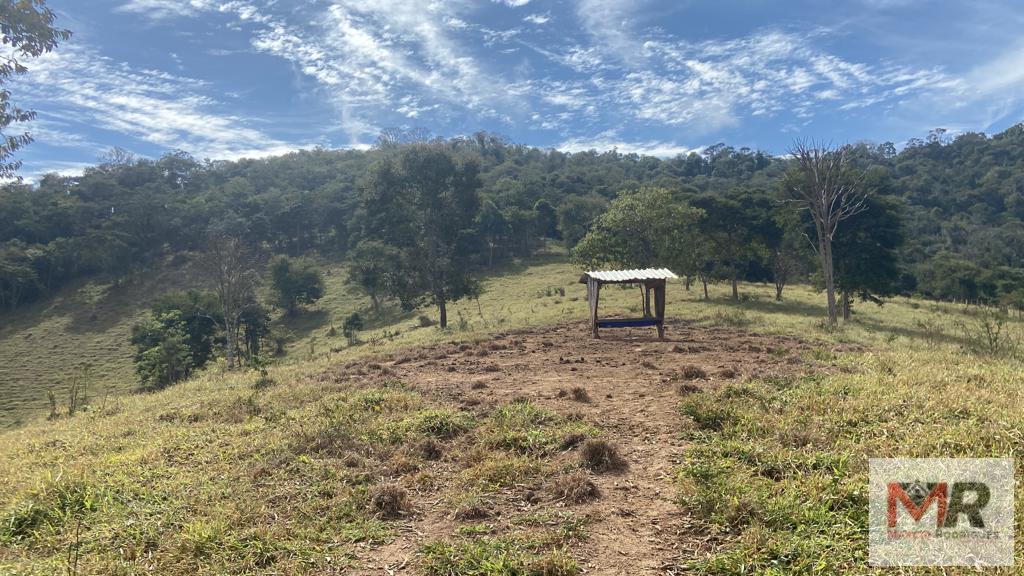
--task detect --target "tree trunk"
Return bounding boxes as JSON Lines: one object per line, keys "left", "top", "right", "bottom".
{"left": 684, "top": 276, "right": 691, "bottom": 291}
{"left": 224, "top": 319, "right": 237, "bottom": 370}
{"left": 820, "top": 234, "right": 838, "bottom": 326}
{"left": 775, "top": 282, "right": 784, "bottom": 301}
{"left": 370, "top": 293, "right": 381, "bottom": 314}
{"left": 438, "top": 298, "right": 448, "bottom": 329}
{"left": 700, "top": 273, "right": 709, "bottom": 300}
{"left": 731, "top": 275, "right": 739, "bottom": 301}
{"left": 842, "top": 290, "right": 851, "bottom": 321}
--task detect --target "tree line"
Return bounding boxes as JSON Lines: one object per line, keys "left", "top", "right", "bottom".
{"left": 6, "top": 127, "right": 1024, "bottom": 316}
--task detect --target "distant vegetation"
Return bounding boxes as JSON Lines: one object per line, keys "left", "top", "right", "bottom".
{"left": 6, "top": 127, "right": 1024, "bottom": 386}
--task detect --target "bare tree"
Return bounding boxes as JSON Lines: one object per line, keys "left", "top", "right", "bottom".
{"left": 787, "top": 141, "right": 867, "bottom": 325}
{"left": 201, "top": 234, "right": 259, "bottom": 370}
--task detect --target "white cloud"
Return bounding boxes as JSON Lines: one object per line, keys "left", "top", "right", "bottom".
{"left": 115, "top": 0, "right": 213, "bottom": 19}
{"left": 558, "top": 133, "right": 697, "bottom": 157}
{"left": 523, "top": 12, "right": 551, "bottom": 24}
{"left": 494, "top": 0, "right": 533, "bottom": 6}
{"left": 15, "top": 41, "right": 303, "bottom": 160}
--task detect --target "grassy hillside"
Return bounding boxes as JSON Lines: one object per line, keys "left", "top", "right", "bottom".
{"left": 0, "top": 261, "right": 211, "bottom": 429}
{"left": 3, "top": 254, "right": 1024, "bottom": 574}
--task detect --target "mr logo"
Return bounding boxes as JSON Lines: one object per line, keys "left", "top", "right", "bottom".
{"left": 887, "top": 481, "right": 990, "bottom": 529}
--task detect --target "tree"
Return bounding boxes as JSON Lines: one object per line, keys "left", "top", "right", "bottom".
{"left": 768, "top": 208, "right": 810, "bottom": 301}
{"left": 831, "top": 195, "right": 905, "bottom": 319}
{"left": 690, "top": 188, "right": 777, "bottom": 301}
{"left": 358, "top": 143, "right": 483, "bottom": 328}
{"left": 201, "top": 233, "right": 259, "bottom": 370}
{"left": 533, "top": 199, "right": 559, "bottom": 239}
{"left": 572, "top": 187, "right": 702, "bottom": 271}
{"left": 342, "top": 312, "right": 363, "bottom": 345}
{"left": 557, "top": 195, "right": 608, "bottom": 246}
{"left": 346, "top": 240, "right": 398, "bottom": 313}
{"left": 131, "top": 311, "right": 194, "bottom": 391}
{"left": 786, "top": 142, "right": 868, "bottom": 325}
{"left": 269, "top": 255, "right": 324, "bottom": 315}
{"left": 0, "top": 0, "right": 71, "bottom": 179}
{"left": 151, "top": 290, "right": 220, "bottom": 368}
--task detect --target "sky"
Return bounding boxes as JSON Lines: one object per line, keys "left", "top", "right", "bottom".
{"left": 10, "top": 0, "right": 1024, "bottom": 179}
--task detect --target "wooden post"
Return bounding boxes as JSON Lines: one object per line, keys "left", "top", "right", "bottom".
{"left": 654, "top": 280, "right": 666, "bottom": 340}
{"left": 587, "top": 278, "right": 601, "bottom": 338}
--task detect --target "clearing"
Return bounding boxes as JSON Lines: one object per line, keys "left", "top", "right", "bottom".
{"left": 294, "top": 320, "right": 818, "bottom": 574}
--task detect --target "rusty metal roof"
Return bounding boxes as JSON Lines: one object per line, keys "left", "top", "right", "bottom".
{"left": 580, "top": 268, "right": 678, "bottom": 283}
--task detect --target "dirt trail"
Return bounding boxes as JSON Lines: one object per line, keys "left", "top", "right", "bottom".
{"left": 352, "top": 320, "right": 813, "bottom": 575}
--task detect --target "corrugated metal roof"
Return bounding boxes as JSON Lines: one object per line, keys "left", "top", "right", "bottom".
{"left": 582, "top": 268, "right": 678, "bottom": 283}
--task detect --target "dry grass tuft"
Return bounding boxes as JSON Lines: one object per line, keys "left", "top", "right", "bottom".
{"left": 370, "top": 483, "right": 411, "bottom": 518}
{"left": 569, "top": 387, "right": 590, "bottom": 403}
{"left": 678, "top": 365, "right": 708, "bottom": 380}
{"left": 418, "top": 437, "right": 443, "bottom": 461}
{"left": 579, "top": 439, "right": 627, "bottom": 473}
{"left": 548, "top": 471, "right": 600, "bottom": 503}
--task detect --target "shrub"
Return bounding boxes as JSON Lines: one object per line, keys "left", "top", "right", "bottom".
{"left": 343, "top": 313, "right": 364, "bottom": 345}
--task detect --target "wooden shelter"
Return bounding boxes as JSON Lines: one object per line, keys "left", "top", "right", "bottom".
{"left": 579, "top": 268, "right": 678, "bottom": 339}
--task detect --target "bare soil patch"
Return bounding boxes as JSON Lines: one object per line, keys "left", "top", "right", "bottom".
{"left": 331, "top": 320, "right": 825, "bottom": 575}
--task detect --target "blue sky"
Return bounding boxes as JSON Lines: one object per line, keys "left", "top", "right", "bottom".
{"left": 12, "top": 0, "right": 1024, "bottom": 179}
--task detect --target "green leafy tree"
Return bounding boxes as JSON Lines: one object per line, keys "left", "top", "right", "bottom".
{"left": 130, "top": 311, "right": 194, "bottom": 391}
{"left": 346, "top": 240, "right": 399, "bottom": 313}
{"left": 690, "top": 188, "right": 778, "bottom": 301}
{"left": 572, "top": 187, "right": 703, "bottom": 272}
{"left": 831, "top": 195, "right": 905, "bottom": 319}
{"left": 0, "top": 0, "right": 72, "bottom": 179}
{"left": 151, "top": 290, "right": 220, "bottom": 368}
{"left": 269, "top": 255, "right": 324, "bottom": 315}
{"left": 533, "top": 199, "right": 559, "bottom": 239}
{"left": 358, "top": 143, "right": 483, "bottom": 328}
{"left": 557, "top": 195, "right": 608, "bottom": 247}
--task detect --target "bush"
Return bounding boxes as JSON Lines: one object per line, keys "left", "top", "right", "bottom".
{"left": 343, "top": 313, "right": 364, "bottom": 345}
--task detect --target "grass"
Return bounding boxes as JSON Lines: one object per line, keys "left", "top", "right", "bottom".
{"left": 5, "top": 249, "right": 1024, "bottom": 572}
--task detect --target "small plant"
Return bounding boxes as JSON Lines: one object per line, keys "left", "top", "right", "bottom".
{"left": 579, "top": 439, "right": 627, "bottom": 472}
{"left": 343, "top": 313, "right": 364, "bottom": 345}
{"left": 456, "top": 310, "right": 470, "bottom": 332}
{"left": 418, "top": 314, "right": 436, "bottom": 328}
{"left": 958, "top": 309, "right": 1020, "bottom": 358}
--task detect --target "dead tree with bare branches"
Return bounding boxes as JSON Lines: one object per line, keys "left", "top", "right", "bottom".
{"left": 201, "top": 234, "right": 260, "bottom": 370}
{"left": 787, "top": 141, "right": 868, "bottom": 326}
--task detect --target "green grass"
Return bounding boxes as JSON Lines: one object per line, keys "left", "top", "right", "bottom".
{"left": 0, "top": 260, "right": 208, "bottom": 428}
{"left": 5, "top": 249, "right": 1024, "bottom": 573}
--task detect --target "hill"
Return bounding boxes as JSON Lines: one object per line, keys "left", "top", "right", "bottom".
{"left": 2, "top": 256, "right": 1023, "bottom": 574}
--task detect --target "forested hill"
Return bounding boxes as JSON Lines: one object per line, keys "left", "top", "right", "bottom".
{"left": 3, "top": 126, "right": 1024, "bottom": 313}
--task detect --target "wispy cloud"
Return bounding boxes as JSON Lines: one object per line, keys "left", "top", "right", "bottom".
{"left": 16, "top": 40, "right": 302, "bottom": 160}
{"left": 523, "top": 12, "right": 551, "bottom": 25}
{"left": 558, "top": 132, "right": 698, "bottom": 157}
{"left": 116, "top": 0, "right": 213, "bottom": 20}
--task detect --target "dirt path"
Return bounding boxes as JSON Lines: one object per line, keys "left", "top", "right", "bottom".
{"left": 352, "top": 320, "right": 813, "bottom": 575}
